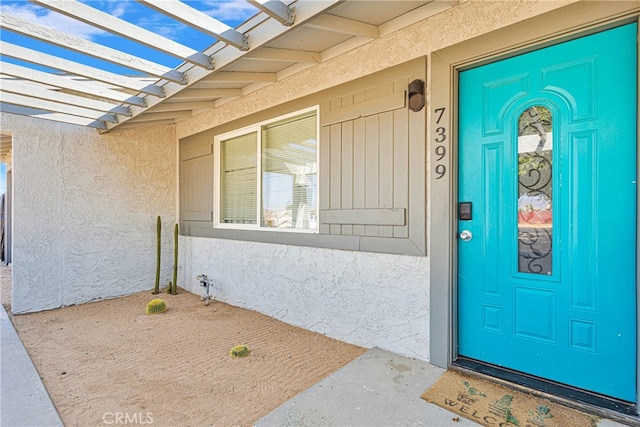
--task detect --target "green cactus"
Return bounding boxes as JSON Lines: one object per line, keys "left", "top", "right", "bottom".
{"left": 171, "top": 223, "right": 178, "bottom": 295}
{"left": 230, "top": 345, "right": 250, "bottom": 358}
{"left": 153, "top": 215, "right": 161, "bottom": 294}
{"left": 146, "top": 298, "right": 166, "bottom": 314}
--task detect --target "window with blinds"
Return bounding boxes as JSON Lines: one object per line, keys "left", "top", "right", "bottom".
{"left": 215, "top": 107, "right": 318, "bottom": 232}
{"left": 220, "top": 132, "right": 257, "bottom": 224}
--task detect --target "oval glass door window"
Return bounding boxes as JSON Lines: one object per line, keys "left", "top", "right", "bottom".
{"left": 517, "top": 106, "right": 553, "bottom": 275}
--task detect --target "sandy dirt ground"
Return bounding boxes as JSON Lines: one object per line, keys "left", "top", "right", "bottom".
{"left": 0, "top": 265, "right": 365, "bottom": 426}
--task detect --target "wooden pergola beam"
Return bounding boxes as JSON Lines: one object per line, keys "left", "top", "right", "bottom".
{"left": 1, "top": 79, "right": 131, "bottom": 117}
{"left": 246, "top": 0, "right": 295, "bottom": 26}
{"left": 139, "top": 0, "right": 250, "bottom": 51}
{"left": 0, "top": 62, "right": 147, "bottom": 107}
{"left": 0, "top": 92, "right": 116, "bottom": 123}
{"left": 0, "top": 13, "right": 187, "bottom": 83}
{"left": 1, "top": 41, "right": 165, "bottom": 98}
{"left": 31, "top": 0, "right": 214, "bottom": 70}
{"left": 0, "top": 103, "right": 107, "bottom": 129}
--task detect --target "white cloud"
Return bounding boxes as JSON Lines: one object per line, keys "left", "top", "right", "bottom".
{"left": 135, "top": 14, "right": 185, "bottom": 39}
{"left": 75, "top": 0, "right": 131, "bottom": 19}
{"left": 131, "top": 1, "right": 256, "bottom": 40}
{"left": 198, "top": 0, "right": 258, "bottom": 25}
{"left": 0, "top": 3, "right": 105, "bottom": 40}
{"left": 108, "top": 2, "right": 131, "bottom": 19}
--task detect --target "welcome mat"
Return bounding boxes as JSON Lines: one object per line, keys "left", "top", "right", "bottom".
{"left": 421, "top": 370, "right": 599, "bottom": 427}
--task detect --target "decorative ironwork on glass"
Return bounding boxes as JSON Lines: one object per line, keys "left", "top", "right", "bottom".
{"left": 517, "top": 106, "right": 553, "bottom": 275}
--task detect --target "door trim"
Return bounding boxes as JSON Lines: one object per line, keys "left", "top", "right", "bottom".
{"left": 427, "top": 0, "right": 640, "bottom": 413}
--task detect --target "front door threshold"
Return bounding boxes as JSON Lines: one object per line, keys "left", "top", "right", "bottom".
{"left": 452, "top": 357, "right": 639, "bottom": 424}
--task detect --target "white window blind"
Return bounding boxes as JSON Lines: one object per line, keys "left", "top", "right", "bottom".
{"left": 261, "top": 112, "right": 318, "bottom": 229}
{"left": 215, "top": 107, "right": 319, "bottom": 232}
{"left": 220, "top": 132, "right": 257, "bottom": 224}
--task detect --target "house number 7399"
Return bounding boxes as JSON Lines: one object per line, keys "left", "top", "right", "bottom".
{"left": 434, "top": 107, "right": 447, "bottom": 179}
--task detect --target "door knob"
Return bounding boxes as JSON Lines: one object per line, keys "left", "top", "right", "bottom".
{"left": 459, "top": 230, "right": 473, "bottom": 241}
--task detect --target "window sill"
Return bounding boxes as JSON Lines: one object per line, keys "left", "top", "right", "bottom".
{"left": 181, "top": 222, "right": 425, "bottom": 257}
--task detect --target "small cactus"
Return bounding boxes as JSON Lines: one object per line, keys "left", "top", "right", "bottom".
{"left": 146, "top": 298, "right": 167, "bottom": 315}
{"left": 153, "top": 216, "right": 161, "bottom": 295}
{"left": 171, "top": 223, "right": 178, "bottom": 295}
{"left": 230, "top": 345, "right": 250, "bottom": 358}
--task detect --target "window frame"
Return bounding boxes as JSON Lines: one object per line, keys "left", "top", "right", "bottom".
{"left": 213, "top": 105, "right": 320, "bottom": 233}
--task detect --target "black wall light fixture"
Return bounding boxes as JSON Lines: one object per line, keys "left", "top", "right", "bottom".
{"left": 408, "top": 79, "right": 425, "bottom": 112}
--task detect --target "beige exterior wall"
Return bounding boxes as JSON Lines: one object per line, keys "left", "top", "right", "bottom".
{"left": 0, "top": 113, "right": 177, "bottom": 313}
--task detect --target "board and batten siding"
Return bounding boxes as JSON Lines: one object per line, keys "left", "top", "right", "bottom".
{"left": 179, "top": 58, "right": 426, "bottom": 256}
{"left": 180, "top": 138, "right": 213, "bottom": 223}
{"left": 320, "top": 79, "right": 414, "bottom": 239}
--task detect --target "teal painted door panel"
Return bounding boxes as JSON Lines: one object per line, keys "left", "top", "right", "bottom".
{"left": 458, "top": 24, "right": 637, "bottom": 401}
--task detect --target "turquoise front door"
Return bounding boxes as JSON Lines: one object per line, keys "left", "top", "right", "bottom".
{"left": 458, "top": 24, "right": 637, "bottom": 401}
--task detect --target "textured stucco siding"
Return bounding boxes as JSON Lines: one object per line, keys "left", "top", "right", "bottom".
{"left": 180, "top": 236, "right": 430, "bottom": 361}
{"left": 1, "top": 113, "right": 177, "bottom": 313}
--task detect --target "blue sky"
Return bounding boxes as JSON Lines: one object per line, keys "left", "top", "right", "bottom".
{"left": 0, "top": 0, "right": 259, "bottom": 75}
{"left": 0, "top": 164, "right": 5, "bottom": 194}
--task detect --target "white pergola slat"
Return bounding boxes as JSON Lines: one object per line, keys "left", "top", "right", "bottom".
{"left": 31, "top": 0, "right": 214, "bottom": 70}
{"left": 0, "top": 0, "right": 448, "bottom": 131}
{"left": 0, "top": 62, "right": 147, "bottom": 107}
{"left": 139, "top": 0, "right": 250, "bottom": 51}
{"left": 247, "top": 0, "right": 295, "bottom": 26}
{"left": 102, "top": 0, "right": 342, "bottom": 131}
{"left": 0, "top": 91, "right": 117, "bottom": 123}
{"left": 0, "top": 41, "right": 165, "bottom": 97}
{"left": 0, "top": 0, "right": 346, "bottom": 130}
{"left": 1, "top": 103, "right": 106, "bottom": 129}
{"left": 0, "top": 13, "right": 186, "bottom": 84}
{"left": 0, "top": 79, "right": 131, "bottom": 117}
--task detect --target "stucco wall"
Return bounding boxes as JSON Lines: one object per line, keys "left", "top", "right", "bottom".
{"left": 0, "top": 113, "right": 176, "bottom": 313}
{"left": 180, "top": 236, "right": 430, "bottom": 360}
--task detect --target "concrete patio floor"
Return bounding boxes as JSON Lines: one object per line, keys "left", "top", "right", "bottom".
{"left": 256, "top": 347, "right": 479, "bottom": 427}
{"left": 256, "top": 348, "right": 631, "bottom": 427}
